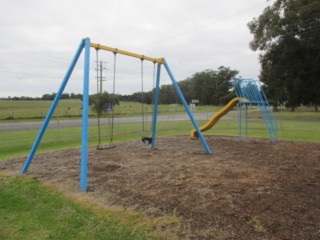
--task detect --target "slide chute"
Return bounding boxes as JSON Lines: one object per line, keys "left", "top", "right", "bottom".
{"left": 190, "top": 97, "right": 245, "bottom": 139}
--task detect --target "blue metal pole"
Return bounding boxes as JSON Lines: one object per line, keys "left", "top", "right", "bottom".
{"left": 162, "top": 58, "right": 211, "bottom": 154}
{"left": 80, "top": 38, "right": 90, "bottom": 191}
{"left": 239, "top": 103, "right": 242, "bottom": 142}
{"left": 151, "top": 63, "right": 161, "bottom": 149}
{"left": 245, "top": 104, "right": 248, "bottom": 142}
{"left": 21, "top": 39, "right": 85, "bottom": 174}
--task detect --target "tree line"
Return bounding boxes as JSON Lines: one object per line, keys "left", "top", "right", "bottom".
{"left": 119, "top": 66, "right": 238, "bottom": 105}
{"left": 7, "top": 93, "right": 83, "bottom": 101}
{"left": 88, "top": 66, "right": 239, "bottom": 115}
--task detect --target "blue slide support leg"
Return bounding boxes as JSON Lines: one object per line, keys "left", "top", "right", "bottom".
{"left": 162, "top": 58, "right": 211, "bottom": 154}
{"left": 21, "top": 39, "right": 86, "bottom": 174}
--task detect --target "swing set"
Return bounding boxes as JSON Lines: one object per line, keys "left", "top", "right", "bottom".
{"left": 21, "top": 38, "right": 211, "bottom": 191}
{"left": 94, "top": 46, "right": 157, "bottom": 149}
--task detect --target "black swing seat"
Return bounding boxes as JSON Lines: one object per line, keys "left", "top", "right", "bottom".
{"left": 96, "top": 144, "right": 115, "bottom": 150}
{"left": 142, "top": 136, "right": 152, "bottom": 145}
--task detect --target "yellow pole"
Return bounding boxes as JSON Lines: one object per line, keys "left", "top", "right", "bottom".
{"left": 90, "top": 43, "right": 163, "bottom": 64}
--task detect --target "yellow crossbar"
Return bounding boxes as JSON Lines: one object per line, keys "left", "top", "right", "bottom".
{"left": 90, "top": 43, "right": 163, "bottom": 64}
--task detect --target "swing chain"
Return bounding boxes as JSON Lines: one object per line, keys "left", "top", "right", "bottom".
{"left": 95, "top": 49, "right": 117, "bottom": 150}
{"left": 140, "top": 58, "right": 155, "bottom": 145}
{"left": 109, "top": 51, "right": 118, "bottom": 147}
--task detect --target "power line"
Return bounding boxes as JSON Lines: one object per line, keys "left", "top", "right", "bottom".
{"left": 143, "top": 1, "right": 271, "bottom": 50}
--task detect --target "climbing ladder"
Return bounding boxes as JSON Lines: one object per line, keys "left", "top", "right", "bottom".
{"left": 233, "top": 79, "right": 280, "bottom": 143}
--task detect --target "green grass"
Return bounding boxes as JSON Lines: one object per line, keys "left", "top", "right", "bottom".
{"left": 1, "top": 117, "right": 320, "bottom": 161}
{"left": 0, "top": 99, "right": 83, "bottom": 121}
{"left": 198, "top": 119, "right": 320, "bottom": 142}
{"left": 245, "top": 108, "right": 320, "bottom": 121}
{"left": 1, "top": 99, "right": 319, "bottom": 122}
{"left": 0, "top": 176, "right": 173, "bottom": 240}
{"left": 0, "top": 99, "right": 320, "bottom": 122}
{"left": 1, "top": 100, "right": 319, "bottom": 160}
{"left": 274, "top": 111, "right": 320, "bottom": 121}
{"left": 0, "top": 121, "right": 194, "bottom": 160}
{"left": 0, "top": 99, "right": 221, "bottom": 121}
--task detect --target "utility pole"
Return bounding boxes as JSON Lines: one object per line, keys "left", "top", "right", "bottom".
{"left": 95, "top": 60, "right": 107, "bottom": 94}
{"left": 94, "top": 53, "right": 108, "bottom": 149}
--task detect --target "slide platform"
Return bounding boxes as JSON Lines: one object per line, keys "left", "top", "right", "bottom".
{"left": 191, "top": 97, "right": 245, "bottom": 139}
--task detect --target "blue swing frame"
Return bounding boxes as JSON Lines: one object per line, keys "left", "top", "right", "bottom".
{"left": 21, "top": 38, "right": 211, "bottom": 191}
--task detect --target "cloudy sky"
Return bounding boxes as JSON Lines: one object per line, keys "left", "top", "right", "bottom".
{"left": 0, "top": 0, "right": 274, "bottom": 98}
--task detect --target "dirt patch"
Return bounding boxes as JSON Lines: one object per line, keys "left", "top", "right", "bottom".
{"left": 1, "top": 135, "right": 320, "bottom": 239}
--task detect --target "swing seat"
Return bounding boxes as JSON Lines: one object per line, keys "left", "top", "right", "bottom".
{"left": 96, "top": 145, "right": 115, "bottom": 150}
{"left": 141, "top": 136, "right": 152, "bottom": 145}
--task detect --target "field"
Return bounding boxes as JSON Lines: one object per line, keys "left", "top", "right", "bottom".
{"left": 2, "top": 99, "right": 319, "bottom": 121}
{"left": 1, "top": 100, "right": 320, "bottom": 239}
{"left": 0, "top": 99, "right": 220, "bottom": 121}
{"left": 1, "top": 99, "right": 320, "bottom": 161}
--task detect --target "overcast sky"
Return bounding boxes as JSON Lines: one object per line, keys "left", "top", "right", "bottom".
{"left": 0, "top": 0, "right": 274, "bottom": 98}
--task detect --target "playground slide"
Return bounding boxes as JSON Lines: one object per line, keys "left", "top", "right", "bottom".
{"left": 190, "top": 97, "right": 241, "bottom": 139}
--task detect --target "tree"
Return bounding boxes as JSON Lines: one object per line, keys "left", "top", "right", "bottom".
{"left": 159, "top": 85, "right": 177, "bottom": 104}
{"left": 178, "top": 79, "right": 192, "bottom": 104}
{"left": 41, "top": 93, "right": 56, "bottom": 100}
{"left": 89, "top": 92, "right": 119, "bottom": 116}
{"left": 248, "top": 0, "right": 320, "bottom": 111}
{"left": 189, "top": 67, "right": 238, "bottom": 105}
{"left": 118, "top": 66, "right": 238, "bottom": 105}
{"left": 215, "top": 66, "right": 239, "bottom": 105}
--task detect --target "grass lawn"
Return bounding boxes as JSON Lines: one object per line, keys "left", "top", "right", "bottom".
{"left": 1, "top": 117, "right": 320, "bottom": 161}
{"left": 0, "top": 99, "right": 84, "bottom": 121}
{"left": 205, "top": 118, "right": 320, "bottom": 142}
{"left": 0, "top": 121, "right": 195, "bottom": 161}
{"left": 0, "top": 176, "right": 177, "bottom": 240}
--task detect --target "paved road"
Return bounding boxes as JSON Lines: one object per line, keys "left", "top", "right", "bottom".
{"left": 0, "top": 112, "right": 219, "bottom": 132}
